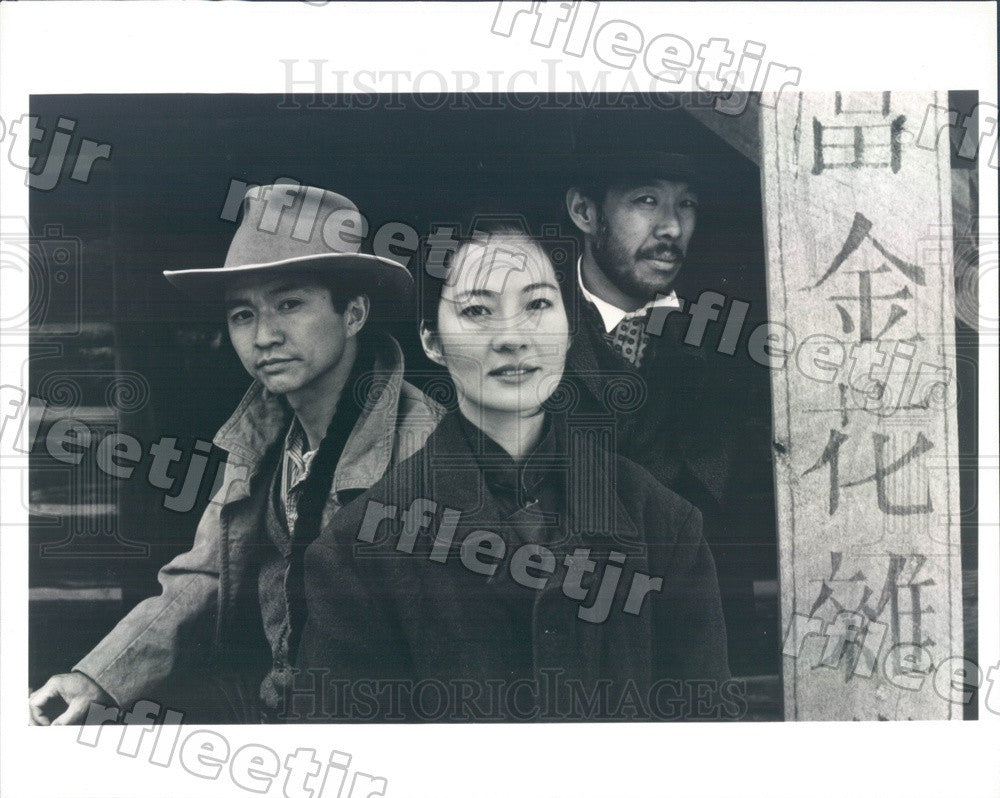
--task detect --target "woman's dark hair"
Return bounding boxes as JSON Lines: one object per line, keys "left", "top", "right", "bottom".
{"left": 417, "top": 225, "right": 571, "bottom": 419}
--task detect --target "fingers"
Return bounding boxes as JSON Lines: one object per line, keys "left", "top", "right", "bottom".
{"left": 28, "top": 681, "right": 59, "bottom": 726}
{"left": 51, "top": 695, "right": 92, "bottom": 727}
{"left": 29, "top": 704, "right": 50, "bottom": 725}
{"left": 28, "top": 704, "right": 50, "bottom": 725}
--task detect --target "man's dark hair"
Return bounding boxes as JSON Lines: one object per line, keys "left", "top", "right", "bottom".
{"left": 214, "top": 271, "right": 370, "bottom": 319}
{"left": 574, "top": 179, "right": 612, "bottom": 207}
{"left": 309, "top": 272, "right": 374, "bottom": 343}
{"left": 316, "top": 273, "right": 369, "bottom": 315}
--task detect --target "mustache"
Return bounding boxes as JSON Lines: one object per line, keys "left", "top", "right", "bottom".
{"left": 637, "top": 243, "right": 685, "bottom": 260}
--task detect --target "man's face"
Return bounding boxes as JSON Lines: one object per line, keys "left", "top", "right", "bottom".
{"left": 223, "top": 275, "right": 352, "bottom": 400}
{"left": 591, "top": 178, "right": 698, "bottom": 302}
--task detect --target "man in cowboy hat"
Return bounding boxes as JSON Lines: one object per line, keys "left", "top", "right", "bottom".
{"left": 562, "top": 132, "right": 776, "bottom": 678}
{"left": 29, "top": 183, "right": 443, "bottom": 724}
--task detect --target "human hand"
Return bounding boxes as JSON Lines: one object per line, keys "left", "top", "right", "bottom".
{"left": 28, "top": 672, "right": 114, "bottom": 726}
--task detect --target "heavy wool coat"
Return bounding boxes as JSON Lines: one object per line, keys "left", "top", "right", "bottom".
{"left": 294, "top": 410, "right": 730, "bottom": 722}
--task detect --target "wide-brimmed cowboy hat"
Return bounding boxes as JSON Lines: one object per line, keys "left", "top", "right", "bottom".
{"left": 163, "top": 182, "right": 412, "bottom": 303}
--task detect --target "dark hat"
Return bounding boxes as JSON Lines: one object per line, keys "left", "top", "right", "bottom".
{"left": 572, "top": 150, "right": 699, "bottom": 189}
{"left": 566, "top": 109, "right": 710, "bottom": 193}
{"left": 163, "top": 183, "right": 412, "bottom": 304}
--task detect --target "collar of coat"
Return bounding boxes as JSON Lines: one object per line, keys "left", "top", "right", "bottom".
{"left": 566, "top": 288, "right": 708, "bottom": 393}
{"left": 453, "top": 410, "right": 559, "bottom": 500}
{"left": 211, "top": 331, "right": 416, "bottom": 503}
{"left": 378, "top": 409, "right": 644, "bottom": 552}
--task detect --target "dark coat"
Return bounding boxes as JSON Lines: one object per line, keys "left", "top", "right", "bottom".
{"left": 563, "top": 286, "right": 743, "bottom": 513}
{"left": 561, "top": 280, "right": 778, "bottom": 676}
{"left": 294, "top": 411, "right": 731, "bottom": 723}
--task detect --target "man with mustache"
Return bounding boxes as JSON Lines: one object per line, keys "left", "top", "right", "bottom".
{"left": 29, "top": 183, "right": 442, "bottom": 725}
{"left": 564, "top": 150, "right": 773, "bottom": 678}
{"left": 564, "top": 152, "right": 724, "bottom": 494}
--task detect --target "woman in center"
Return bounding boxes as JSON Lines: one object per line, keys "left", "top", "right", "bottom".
{"left": 296, "top": 228, "right": 730, "bottom": 722}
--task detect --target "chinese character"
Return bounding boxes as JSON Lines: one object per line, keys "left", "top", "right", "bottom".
{"left": 813, "top": 92, "right": 905, "bottom": 174}
{"left": 803, "top": 430, "right": 934, "bottom": 515}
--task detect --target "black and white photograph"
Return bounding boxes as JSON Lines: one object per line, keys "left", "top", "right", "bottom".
{"left": 1, "top": 2, "right": 997, "bottom": 797}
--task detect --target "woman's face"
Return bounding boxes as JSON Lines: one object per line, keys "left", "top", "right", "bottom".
{"left": 422, "top": 235, "right": 570, "bottom": 420}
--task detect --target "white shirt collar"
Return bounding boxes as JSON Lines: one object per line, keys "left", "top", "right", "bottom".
{"left": 577, "top": 257, "right": 680, "bottom": 333}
